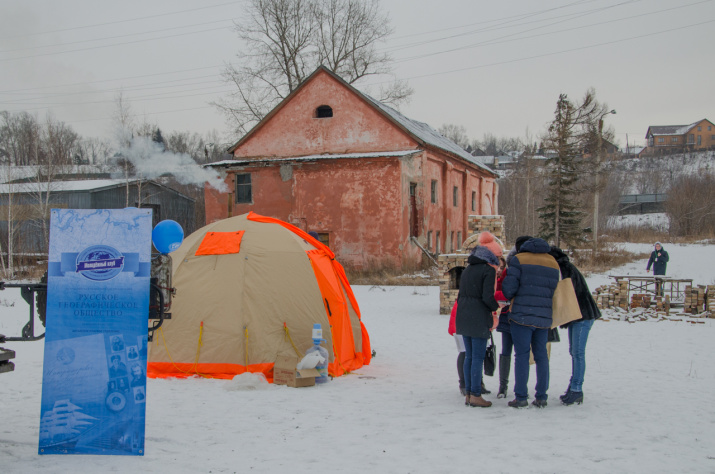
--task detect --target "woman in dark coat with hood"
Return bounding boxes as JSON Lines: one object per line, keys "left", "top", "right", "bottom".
{"left": 455, "top": 245, "right": 500, "bottom": 408}
{"left": 548, "top": 246, "right": 601, "bottom": 406}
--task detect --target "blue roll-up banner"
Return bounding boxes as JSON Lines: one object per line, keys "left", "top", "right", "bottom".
{"left": 39, "top": 208, "right": 152, "bottom": 456}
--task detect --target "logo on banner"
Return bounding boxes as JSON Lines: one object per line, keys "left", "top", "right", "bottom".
{"left": 75, "top": 245, "right": 125, "bottom": 281}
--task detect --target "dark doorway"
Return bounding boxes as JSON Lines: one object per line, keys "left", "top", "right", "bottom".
{"left": 409, "top": 183, "right": 418, "bottom": 237}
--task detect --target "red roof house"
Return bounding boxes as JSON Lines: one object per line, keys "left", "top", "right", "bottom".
{"left": 205, "top": 66, "right": 498, "bottom": 270}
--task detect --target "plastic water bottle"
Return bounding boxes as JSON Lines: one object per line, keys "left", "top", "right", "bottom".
{"left": 305, "top": 323, "right": 329, "bottom": 384}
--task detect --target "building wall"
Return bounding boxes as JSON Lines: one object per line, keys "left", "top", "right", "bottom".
{"left": 208, "top": 157, "right": 406, "bottom": 269}
{"left": 687, "top": 119, "right": 715, "bottom": 149}
{"left": 233, "top": 71, "right": 417, "bottom": 158}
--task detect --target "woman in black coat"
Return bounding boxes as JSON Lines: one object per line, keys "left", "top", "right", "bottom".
{"left": 548, "top": 246, "right": 601, "bottom": 406}
{"left": 455, "top": 245, "right": 500, "bottom": 408}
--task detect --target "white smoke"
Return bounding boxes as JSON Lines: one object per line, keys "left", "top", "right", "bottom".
{"left": 115, "top": 135, "right": 227, "bottom": 192}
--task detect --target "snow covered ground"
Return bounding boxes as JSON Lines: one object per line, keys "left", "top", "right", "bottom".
{"left": 2, "top": 245, "right": 715, "bottom": 473}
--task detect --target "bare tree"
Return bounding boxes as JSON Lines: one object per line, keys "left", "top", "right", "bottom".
{"left": 438, "top": 124, "right": 470, "bottom": 151}
{"left": 666, "top": 173, "right": 715, "bottom": 237}
{"left": 28, "top": 114, "right": 78, "bottom": 252}
{"left": 214, "top": 0, "right": 411, "bottom": 135}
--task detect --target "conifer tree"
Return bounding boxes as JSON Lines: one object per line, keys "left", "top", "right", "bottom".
{"left": 537, "top": 94, "right": 585, "bottom": 248}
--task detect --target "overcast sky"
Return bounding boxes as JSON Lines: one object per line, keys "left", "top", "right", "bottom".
{"left": 1, "top": 0, "right": 713, "bottom": 149}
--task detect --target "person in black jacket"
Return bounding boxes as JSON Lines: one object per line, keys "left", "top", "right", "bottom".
{"left": 549, "top": 246, "right": 601, "bottom": 406}
{"left": 455, "top": 245, "right": 500, "bottom": 408}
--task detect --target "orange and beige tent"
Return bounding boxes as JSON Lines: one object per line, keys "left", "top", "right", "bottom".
{"left": 147, "top": 212, "right": 371, "bottom": 381}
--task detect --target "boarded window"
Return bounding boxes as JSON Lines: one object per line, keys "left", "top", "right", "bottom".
{"left": 235, "top": 174, "right": 252, "bottom": 203}
{"left": 195, "top": 231, "right": 245, "bottom": 256}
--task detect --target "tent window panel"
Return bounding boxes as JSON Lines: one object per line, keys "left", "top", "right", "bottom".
{"left": 195, "top": 231, "right": 245, "bottom": 255}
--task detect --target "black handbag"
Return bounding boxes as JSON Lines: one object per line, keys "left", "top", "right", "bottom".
{"left": 484, "top": 333, "right": 496, "bottom": 377}
{"left": 548, "top": 327, "right": 560, "bottom": 343}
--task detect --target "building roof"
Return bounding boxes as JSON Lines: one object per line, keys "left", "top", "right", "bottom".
{"left": 360, "top": 94, "right": 494, "bottom": 174}
{"left": 0, "top": 178, "right": 195, "bottom": 201}
{"left": 226, "top": 66, "right": 496, "bottom": 177}
{"left": 644, "top": 120, "right": 713, "bottom": 138}
{"left": 207, "top": 150, "right": 421, "bottom": 168}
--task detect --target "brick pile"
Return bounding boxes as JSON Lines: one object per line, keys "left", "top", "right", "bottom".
{"left": 683, "top": 285, "right": 706, "bottom": 314}
{"left": 631, "top": 293, "right": 651, "bottom": 309}
{"left": 706, "top": 285, "right": 715, "bottom": 317}
{"left": 593, "top": 280, "right": 629, "bottom": 310}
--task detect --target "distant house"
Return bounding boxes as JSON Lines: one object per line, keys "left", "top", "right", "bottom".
{"left": 0, "top": 179, "right": 196, "bottom": 254}
{"left": 205, "top": 66, "right": 498, "bottom": 271}
{"left": 645, "top": 119, "right": 715, "bottom": 154}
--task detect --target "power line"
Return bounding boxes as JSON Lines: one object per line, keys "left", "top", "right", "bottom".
{"left": 385, "top": 0, "right": 640, "bottom": 54}
{"left": 389, "top": 18, "right": 715, "bottom": 84}
{"left": 0, "top": 0, "right": 243, "bottom": 40}
{"left": 0, "top": 25, "right": 234, "bottom": 63}
{"left": 393, "top": 0, "right": 711, "bottom": 64}
{"left": 0, "top": 19, "right": 234, "bottom": 54}
{"left": 0, "top": 65, "right": 223, "bottom": 94}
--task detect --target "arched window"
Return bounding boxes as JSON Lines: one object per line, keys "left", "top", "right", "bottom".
{"left": 315, "top": 105, "right": 333, "bottom": 118}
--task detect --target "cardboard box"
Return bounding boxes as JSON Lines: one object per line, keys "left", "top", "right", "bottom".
{"left": 273, "top": 355, "right": 320, "bottom": 388}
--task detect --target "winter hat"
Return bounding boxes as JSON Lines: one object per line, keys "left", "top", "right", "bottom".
{"left": 654, "top": 241, "right": 662, "bottom": 247}
{"left": 477, "top": 231, "right": 503, "bottom": 257}
{"left": 307, "top": 231, "right": 320, "bottom": 239}
{"left": 515, "top": 235, "right": 533, "bottom": 253}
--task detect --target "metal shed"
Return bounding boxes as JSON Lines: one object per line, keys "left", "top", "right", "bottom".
{"left": 0, "top": 179, "right": 196, "bottom": 255}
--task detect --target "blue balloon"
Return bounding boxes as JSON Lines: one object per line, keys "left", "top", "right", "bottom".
{"left": 152, "top": 220, "right": 184, "bottom": 254}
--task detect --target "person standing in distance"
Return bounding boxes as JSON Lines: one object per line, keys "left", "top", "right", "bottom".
{"left": 646, "top": 242, "right": 669, "bottom": 275}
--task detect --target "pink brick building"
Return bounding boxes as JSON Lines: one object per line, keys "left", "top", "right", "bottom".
{"left": 206, "top": 66, "right": 498, "bottom": 270}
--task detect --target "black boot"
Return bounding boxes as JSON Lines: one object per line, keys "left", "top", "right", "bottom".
{"left": 561, "top": 390, "right": 584, "bottom": 405}
{"left": 481, "top": 381, "right": 491, "bottom": 395}
{"left": 508, "top": 398, "right": 528, "bottom": 408}
{"left": 497, "top": 355, "right": 510, "bottom": 399}
{"left": 559, "top": 384, "right": 571, "bottom": 401}
{"left": 457, "top": 352, "right": 466, "bottom": 396}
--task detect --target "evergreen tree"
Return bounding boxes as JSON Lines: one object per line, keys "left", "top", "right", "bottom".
{"left": 537, "top": 94, "right": 585, "bottom": 248}
{"left": 152, "top": 128, "right": 166, "bottom": 150}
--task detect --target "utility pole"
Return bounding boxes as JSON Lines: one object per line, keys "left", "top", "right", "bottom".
{"left": 593, "top": 109, "right": 616, "bottom": 255}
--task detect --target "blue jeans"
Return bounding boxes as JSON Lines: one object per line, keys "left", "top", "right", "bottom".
{"left": 568, "top": 319, "right": 594, "bottom": 392}
{"left": 500, "top": 331, "right": 513, "bottom": 357}
{"left": 511, "top": 323, "right": 549, "bottom": 401}
{"left": 463, "top": 336, "right": 487, "bottom": 396}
